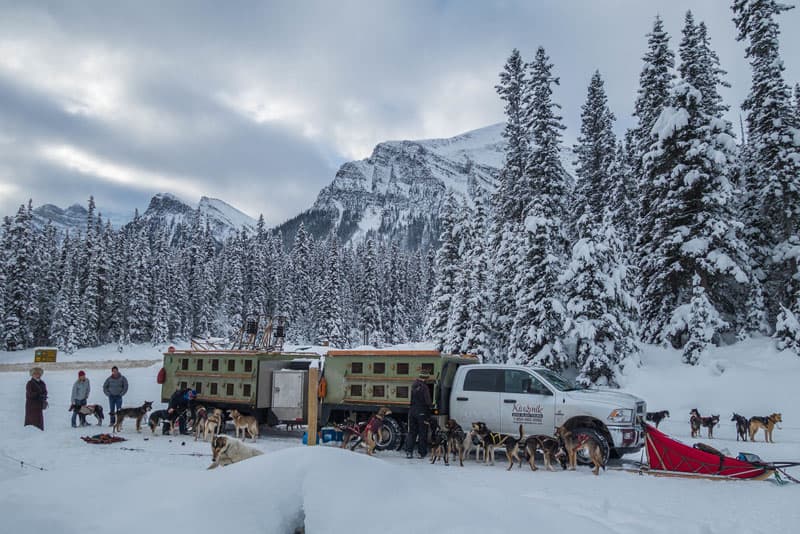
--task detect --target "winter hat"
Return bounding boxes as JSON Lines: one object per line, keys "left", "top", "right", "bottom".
{"left": 78, "top": 370, "right": 86, "bottom": 377}
{"left": 30, "top": 367, "right": 44, "bottom": 377}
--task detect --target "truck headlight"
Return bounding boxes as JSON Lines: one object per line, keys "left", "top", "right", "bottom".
{"left": 607, "top": 408, "right": 633, "bottom": 423}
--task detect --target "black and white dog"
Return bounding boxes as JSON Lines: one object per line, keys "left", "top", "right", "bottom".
{"left": 645, "top": 410, "right": 670, "bottom": 428}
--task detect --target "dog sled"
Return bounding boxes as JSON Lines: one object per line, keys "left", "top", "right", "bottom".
{"left": 624, "top": 424, "right": 799, "bottom": 483}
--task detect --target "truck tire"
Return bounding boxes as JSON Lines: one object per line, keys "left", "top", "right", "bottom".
{"left": 375, "top": 416, "right": 403, "bottom": 451}
{"left": 573, "top": 427, "right": 610, "bottom": 467}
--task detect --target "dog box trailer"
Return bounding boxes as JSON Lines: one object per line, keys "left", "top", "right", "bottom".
{"left": 159, "top": 348, "right": 320, "bottom": 424}
{"left": 317, "top": 349, "right": 479, "bottom": 451}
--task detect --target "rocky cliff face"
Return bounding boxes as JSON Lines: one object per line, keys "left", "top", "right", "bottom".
{"left": 276, "top": 123, "right": 575, "bottom": 250}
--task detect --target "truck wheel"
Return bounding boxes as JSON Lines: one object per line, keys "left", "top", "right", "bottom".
{"left": 375, "top": 416, "right": 403, "bottom": 451}
{"left": 573, "top": 427, "right": 610, "bottom": 466}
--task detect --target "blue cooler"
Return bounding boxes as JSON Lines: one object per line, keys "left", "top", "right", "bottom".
{"left": 321, "top": 428, "right": 336, "bottom": 443}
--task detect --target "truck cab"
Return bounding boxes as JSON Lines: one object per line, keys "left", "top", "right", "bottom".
{"left": 449, "top": 364, "right": 646, "bottom": 458}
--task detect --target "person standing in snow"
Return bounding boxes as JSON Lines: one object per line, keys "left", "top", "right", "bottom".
{"left": 405, "top": 373, "right": 432, "bottom": 459}
{"left": 103, "top": 366, "right": 128, "bottom": 426}
{"left": 25, "top": 367, "right": 48, "bottom": 431}
{"left": 70, "top": 370, "right": 91, "bottom": 427}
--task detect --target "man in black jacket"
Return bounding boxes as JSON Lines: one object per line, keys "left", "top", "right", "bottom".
{"left": 167, "top": 387, "right": 196, "bottom": 435}
{"left": 405, "top": 374, "right": 432, "bottom": 459}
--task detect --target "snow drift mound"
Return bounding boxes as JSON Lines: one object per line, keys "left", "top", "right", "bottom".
{"left": 3, "top": 445, "right": 613, "bottom": 534}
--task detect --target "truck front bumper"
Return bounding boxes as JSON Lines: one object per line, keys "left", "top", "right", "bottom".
{"left": 608, "top": 424, "right": 645, "bottom": 454}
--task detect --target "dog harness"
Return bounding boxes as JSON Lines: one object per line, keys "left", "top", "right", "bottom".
{"left": 364, "top": 414, "right": 384, "bottom": 435}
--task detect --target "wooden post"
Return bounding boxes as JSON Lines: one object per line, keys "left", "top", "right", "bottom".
{"left": 307, "top": 365, "right": 319, "bottom": 446}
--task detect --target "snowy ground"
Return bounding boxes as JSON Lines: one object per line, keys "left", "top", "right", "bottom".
{"left": 1, "top": 338, "right": 799, "bottom": 533}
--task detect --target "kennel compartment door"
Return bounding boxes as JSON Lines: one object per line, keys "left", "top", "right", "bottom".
{"left": 271, "top": 370, "right": 308, "bottom": 421}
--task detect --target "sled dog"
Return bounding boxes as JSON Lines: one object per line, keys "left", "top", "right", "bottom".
{"left": 229, "top": 409, "right": 259, "bottom": 441}
{"left": 428, "top": 418, "right": 449, "bottom": 465}
{"left": 524, "top": 434, "right": 567, "bottom": 471}
{"left": 731, "top": 413, "right": 749, "bottom": 442}
{"left": 645, "top": 410, "right": 670, "bottom": 428}
{"left": 112, "top": 401, "right": 153, "bottom": 433}
{"left": 147, "top": 408, "right": 181, "bottom": 435}
{"left": 749, "top": 413, "right": 782, "bottom": 443}
{"left": 556, "top": 425, "right": 606, "bottom": 476}
{"left": 207, "top": 435, "right": 263, "bottom": 469}
{"left": 444, "top": 419, "right": 467, "bottom": 467}
{"left": 70, "top": 404, "right": 105, "bottom": 426}
{"left": 470, "top": 422, "right": 524, "bottom": 469}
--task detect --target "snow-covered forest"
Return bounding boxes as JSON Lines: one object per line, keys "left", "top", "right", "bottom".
{"left": 2, "top": 3, "right": 800, "bottom": 388}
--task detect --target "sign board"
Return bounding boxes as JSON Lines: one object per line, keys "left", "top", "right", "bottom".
{"left": 34, "top": 348, "right": 57, "bottom": 363}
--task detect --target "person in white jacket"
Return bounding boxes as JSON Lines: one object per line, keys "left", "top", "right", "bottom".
{"left": 70, "top": 371, "right": 90, "bottom": 427}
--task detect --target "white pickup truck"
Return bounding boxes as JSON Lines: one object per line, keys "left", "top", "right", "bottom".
{"left": 444, "top": 364, "right": 646, "bottom": 462}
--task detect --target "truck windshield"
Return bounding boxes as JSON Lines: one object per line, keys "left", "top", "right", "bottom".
{"left": 534, "top": 369, "right": 586, "bottom": 392}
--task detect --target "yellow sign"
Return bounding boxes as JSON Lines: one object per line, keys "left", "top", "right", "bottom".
{"left": 34, "top": 349, "right": 57, "bottom": 363}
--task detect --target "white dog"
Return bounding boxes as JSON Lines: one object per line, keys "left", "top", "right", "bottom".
{"left": 207, "top": 435, "right": 263, "bottom": 469}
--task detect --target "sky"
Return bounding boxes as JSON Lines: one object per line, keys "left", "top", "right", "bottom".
{"left": 0, "top": 0, "right": 798, "bottom": 226}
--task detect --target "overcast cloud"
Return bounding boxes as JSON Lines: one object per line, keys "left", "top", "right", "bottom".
{"left": 0, "top": 1, "right": 798, "bottom": 225}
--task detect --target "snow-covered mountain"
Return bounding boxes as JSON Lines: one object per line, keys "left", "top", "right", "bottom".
{"left": 276, "top": 123, "right": 576, "bottom": 250}
{"left": 139, "top": 193, "right": 257, "bottom": 243}
{"left": 29, "top": 194, "right": 256, "bottom": 243}
{"left": 32, "top": 203, "right": 130, "bottom": 233}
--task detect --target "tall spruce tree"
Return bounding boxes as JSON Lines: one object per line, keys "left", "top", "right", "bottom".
{"left": 572, "top": 70, "right": 617, "bottom": 232}
{"left": 489, "top": 48, "right": 532, "bottom": 360}
{"left": 733, "top": 0, "right": 800, "bottom": 330}
{"left": 360, "top": 238, "right": 384, "bottom": 346}
{"left": 509, "top": 46, "right": 570, "bottom": 369}
{"left": 426, "top": 193, "right": 461, "bottom": 351}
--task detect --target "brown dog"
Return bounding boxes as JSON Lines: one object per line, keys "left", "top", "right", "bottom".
{"left": 556, "top": 426, "right": 605, "bottom": 476}
{"left": 229, "top": 409, "right": 259, "bottom": 442}
{"left": 749, "top": 413, "right": 782, "bottom": 443}
{"left": 362, "top": 406, "right": 392, "bottom": 455}
{"left": 524, "top": 434, "right": 566, "bottom": 471}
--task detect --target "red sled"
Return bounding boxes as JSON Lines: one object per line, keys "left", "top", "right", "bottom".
{"left": 642, "top": 423, "right": 774, "bottom": 481}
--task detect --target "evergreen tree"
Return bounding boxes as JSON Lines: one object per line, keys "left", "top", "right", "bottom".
{"left": 733, "top": 0, "right": 800, "bottom": 325}
{"left": 683, "top": 273, "right": 727, "bottom": 365}
{"left": 640, "top": 79, "right": 750, "bottom": 346}
{"left": 426, "top": 194, "right": 461, "bottom": 351}
{"left": 360, "top": 238, "right": 383, "bottom": 346}
{"left": 315, "top": 234, "right": 348, "bottom": 348}
{"left": 632, "top": 16, "right": 676, "bottom": 174}
{"left": 489, "top": 48, "right": 532, "bottom": 359}
{"left": 383, "top": 241, "right": 409, "bottom": 345}
{"left": 561, "top": 215, "right": 638, "bottom": 386}
{"left": 3, "top": 205, "right": 33, "bottom": 350}
{"left": 463, "top": 190, "right": 493, "bottom": 358}
{"left": 443, "top": 207, "right": 472, "bottom": 353}
{"left": 509, "top": 47, "right": 570, "bottom": 369}
{"left": 605, "top": 138, "right": 638, "bottom": 250}
{"left": 572, "top": 70, "right": 617, "bottom": 234}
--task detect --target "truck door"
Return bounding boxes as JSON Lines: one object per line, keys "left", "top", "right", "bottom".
{"left": 500, "top": 369, "right": 556, "bottom": 435}
{"left": 453, "top": 368, "right": 502, "bottom": 429}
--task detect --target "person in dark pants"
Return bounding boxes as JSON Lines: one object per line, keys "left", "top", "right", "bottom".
{"left": 405, "top": 374, "right": 432, "bottom": 459}
{"left": 103, "top": 366, "right": 128, "bottom": 426}
{"left": 167, "top": 387, "right": 196, "bottom": 435}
